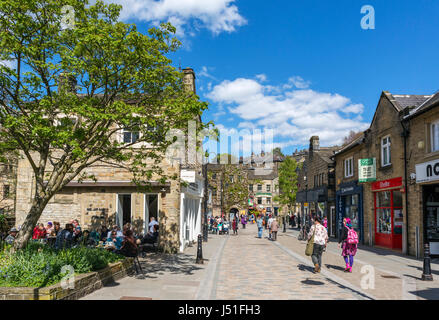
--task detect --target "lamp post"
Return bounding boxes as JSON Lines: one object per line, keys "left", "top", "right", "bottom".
{"left": 202, "top": 160, "right": 208, "bottom": 242}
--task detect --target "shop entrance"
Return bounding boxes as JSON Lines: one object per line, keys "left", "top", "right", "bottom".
{"left": 374, "top": 189, "right": 403, "bottom": 250}
{"left": 424, "top": 184, "right": 439, "bottom": 257}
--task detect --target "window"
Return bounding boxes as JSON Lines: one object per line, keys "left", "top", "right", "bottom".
{"left": 3, "top": 185, "right": 9, "bottom": 199}
{"left": 266, "top": 184, "right": 271, "bottom": 192}
{"left": 381, "top": 136, "right": 391, "bottom": 166}
{"left": 344, "top": 157, "right": 354, "bottom": 177}
{"left": 249, "top": 184, "right": 253, "bottom": 191}
{"left": 257, "top": 184, "right": 262, "bottom": 191}
{"left": 431, "top": 120, "right": 439, "bottom": 152}
{"left": 257, "top": 197, "right": 262, "bottom": 205}
{"left": 123, "top": 129, "right": 139, "bottom": 143}
{"left": 375, "top": 190, "right": 403, "bottom": 235}
{"left": 266, "top": 197, "right": 271, "bottom": 204}
{"left": 212, "top": 173, "right": 217, "bottom": 180}
{"left": 229, "top": 175, "right": 234, "bottom": 183}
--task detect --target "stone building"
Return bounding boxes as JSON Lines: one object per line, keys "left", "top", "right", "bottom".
{"left": 14, "top": 68, "right": 204, "bottom": 253}
{"left": 403, "top": 92, "right": 439, "bottom": 257}
{"left": 296, "top": 136, "right": 338, "bottom": 237}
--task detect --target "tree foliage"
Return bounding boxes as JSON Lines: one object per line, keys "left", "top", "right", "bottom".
{"left": 274, "top": 157, "right": 299, "bottom": 213}
{"left": 0, "top": 0, "right": 208, "bottom": 249}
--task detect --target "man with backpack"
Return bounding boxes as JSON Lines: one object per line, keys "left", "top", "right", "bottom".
{"left": 338, "top": 217, "right": 358, "bottom": 273}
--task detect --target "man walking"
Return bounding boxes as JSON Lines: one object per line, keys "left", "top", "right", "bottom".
{"left": 256, "top": 215, "right": 263, "bottom": 238}
{"left": 307, "top": 216, "right": 328, "bottom": 273}
{"left": 268, "top": 215, "right": 274, "bottom": 240}
{"left": 271, "top": 218, "right": 279, "bottom": 241}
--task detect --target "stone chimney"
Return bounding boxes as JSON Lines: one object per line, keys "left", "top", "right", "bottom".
{"left": 309, "top": 136, "right": 319, "bottom": 158}
{"left": 182, "top": 68, "right": 196, "bottom": 94}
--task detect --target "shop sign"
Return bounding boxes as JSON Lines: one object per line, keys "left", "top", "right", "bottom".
{"left": 416, "top": 159, "right": 439, "bottom": 183}
{"left": 359, "top": 158, "right": 376, "bottom": 183}
{"left": 372, "top": 177, "right": 403, "bottom": 191}
{"left": 181, "top": 170, "right": 196, "bottom": 183}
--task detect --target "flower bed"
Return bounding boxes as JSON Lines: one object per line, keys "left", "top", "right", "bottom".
{"left": 0, "top": 242, "right": 124, "bottom": 288}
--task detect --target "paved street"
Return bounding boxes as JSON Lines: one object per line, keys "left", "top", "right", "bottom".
{"left": 82, "top": 222, "right": 439, "bottom": 300}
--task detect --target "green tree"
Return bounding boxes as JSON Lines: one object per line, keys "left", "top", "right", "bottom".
{"left": 0, "top": 0, "right": 208, "bottom": 249}
{"left": 274, "top": 157, "right": 299, "bottom": 215}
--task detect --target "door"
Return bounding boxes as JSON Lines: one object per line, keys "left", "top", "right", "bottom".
{"left": 117, "top": 194, "right": 131, "bottom": 229}
{"left": 330, "top": 206, "right": 336, "bottom": 237}
{"left": 424, "top": 185, "right": 439, "bottom": 256}
{"left": 144, "top": 194, "right": 159, "bottom": 233}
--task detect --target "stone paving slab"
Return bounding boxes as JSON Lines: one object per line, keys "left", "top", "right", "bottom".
{"left": 213, "top": 224, "right": 368, "bottom": 300}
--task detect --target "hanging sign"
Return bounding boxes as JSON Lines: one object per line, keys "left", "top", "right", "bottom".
{"left": 359, "top": 158, "right": 376, "bottom": 183}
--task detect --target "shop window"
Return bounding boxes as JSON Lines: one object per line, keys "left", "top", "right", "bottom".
{"left": 431, "top": 120, "right": 439, "bottom": 152}
{"left": 344, "top": 157, "right": 353, "bottom": 177}
{"left": 375, "top": 190, "right": 403, "bottom": 235}
{"left": 266, "top": 197, "right": 271, "bottom": 204}
{"left": 381, "top": 136, "right": 391, "bottom": 167}
{"left": 344, "top": 195, "right": 359, "bottom": 230}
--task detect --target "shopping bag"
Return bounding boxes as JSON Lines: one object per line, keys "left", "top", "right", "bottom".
{"left": 305, "top": 228, "right": 315, "bottom": 256}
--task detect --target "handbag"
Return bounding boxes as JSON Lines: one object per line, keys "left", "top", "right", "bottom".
{"left": 305, "top": 226, "right": 316, "bottom": 256}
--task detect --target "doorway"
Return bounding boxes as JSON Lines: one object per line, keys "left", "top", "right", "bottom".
{"left": 117, "top": 194, "right": 131, "bottom": 229}
{"left": 330, "top": 206, "right": 336, "bottom": 237}
{"left": 144, "top": 194, "right": 159, "bottom": 233}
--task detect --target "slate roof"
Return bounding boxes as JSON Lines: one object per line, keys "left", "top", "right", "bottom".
{"left": 405, "top": 91, "right": 439, "bottom": 119}
{"left": 390, "top": 94, "right": 433, "bottom": 111}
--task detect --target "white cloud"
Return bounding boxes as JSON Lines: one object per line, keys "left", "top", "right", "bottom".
{"left": 199, "top": 66, "right": 217, "bottom": 81}
{"left": 255, "top": 74, "right": 267, "bottom": 82}
{"left": 207, "top": 75, "right": 369, "bottom": 148}
{"left": 0, "top": 59, "right": 15, "bottom": 69}
{"left": 108, "top": 0, "right": 247, "bottom": 36}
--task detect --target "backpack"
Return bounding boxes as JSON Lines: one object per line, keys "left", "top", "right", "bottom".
{"left": 347, "top": 227, "right": 358, "bottom": 244}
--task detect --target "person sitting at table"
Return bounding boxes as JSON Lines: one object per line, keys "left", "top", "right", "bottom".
{"left": 72, "top": 226, "right": 82, "bottom": 245}
{"left": 5, "top": 227, "right": 18, "bottom": 245}
{"left": 105, "top": 230, "right": 123, "bottom": 250}
{"left": 32, "top": 223, "right": 47, "bottom": 240}
{"left": 45, "top": 222, "right": 54, "bottom": 237}
{"left": 79, "top": 230, "right": 96, "bottom": 247}
{"left": 107, "top": 225, "right": 123, "bottom": 239}
{"left": 141, "top": 224, "right": 159, "bottom": 244}
{"left": 55, "top": 224, "right": 74, "bottom": 250}
{"left": 53, "top": 221, "right": 61, "bottom": 236}
{"left": 116, "top": 229, "right": 138, "bottom": 257}
{"left": 100, "top": 225, "right": 109, "bottom": 242}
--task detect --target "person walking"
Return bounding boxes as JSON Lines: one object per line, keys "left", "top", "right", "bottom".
{"left": 338, "top": 218, "right": 358, "bottom": 273}
{"left": 267, "top": 215, "right": 274, "bottom": 240}
{"left": 232, "top": 218, "right": 238, "bottom": 235}
{"left": 307, "top": 216, "right": 328, "bottom": 273}
{"left": 256, "top": 215, "right": 263, "bottom": 238}
{"left": 271, "top": 218, "right": 279, "bottom": 241}
{"left": 241, "top": 215, "right": 247, "bottom": 229}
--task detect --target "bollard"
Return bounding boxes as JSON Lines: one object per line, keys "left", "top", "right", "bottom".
{"left": 283, "top": 217, "right": 286, "bottom": 233}
{"left": 422, "top": 243, "right": 433, "bottom": 281}
{"left": 196, "top": 234, "right": 204, "bottom": 264}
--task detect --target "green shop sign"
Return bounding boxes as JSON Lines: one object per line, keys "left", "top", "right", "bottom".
{"left": 359, "top": 158, "right": 376, "bottom": 183}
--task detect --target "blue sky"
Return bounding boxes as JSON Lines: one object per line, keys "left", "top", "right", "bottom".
{"left": 8, "top": 0, "right": 436, "bottom": 158}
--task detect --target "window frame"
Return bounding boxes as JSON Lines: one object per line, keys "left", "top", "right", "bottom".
{"left": 431, "top": 120, "right": 439, "bottom": 153}
{"left": 381, "top": 135, "right": 391, "bottom": 167}
{"left": 344, "top": 157, "right": 354, "bottom": 178}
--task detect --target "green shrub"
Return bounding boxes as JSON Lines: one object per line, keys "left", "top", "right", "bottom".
{"left": 0, "top": 242, "right": 123, "bottom": 287}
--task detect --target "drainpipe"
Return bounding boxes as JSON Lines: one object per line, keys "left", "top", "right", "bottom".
{"left": 401, "top": 119, "right": 410, "bottom": 256}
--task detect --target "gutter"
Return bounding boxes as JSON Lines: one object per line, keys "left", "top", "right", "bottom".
{"left": 400, "top": 118, "right": 410, "bottom": 255}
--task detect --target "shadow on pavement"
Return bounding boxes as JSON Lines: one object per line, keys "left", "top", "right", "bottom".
{"left": 407, "top": 264, "right": 439, "bottom": 276}
{"left": 301, "top": 279, "right": 324, "bottom": 286}
{"left": 409, "top": 288, "right": 439, "bottom": 300}
{"left": 135, "top": 253, "right": 204, "bottom": 278}
{"left": 298, "top": 264, "right": 315, "bottom": 273}
{"left": 325, "top": 264, "right": 345, "bottom": 272}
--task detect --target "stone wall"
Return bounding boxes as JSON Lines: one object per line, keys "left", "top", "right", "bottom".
{"left": 0, "top": 258, "right": 133, "bottom": 300}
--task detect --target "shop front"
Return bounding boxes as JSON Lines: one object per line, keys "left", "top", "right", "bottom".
{"left": 416, "top": 159, "right": 439, "bottom": 257}
{"left": 336, "top": 181, "right": 364, "bottom": 242}
{"left": 372, "top": 177, "right": 404, "bottom": 250}
{"left": 308, "top": 186, "right": 329, "bottom": 226}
